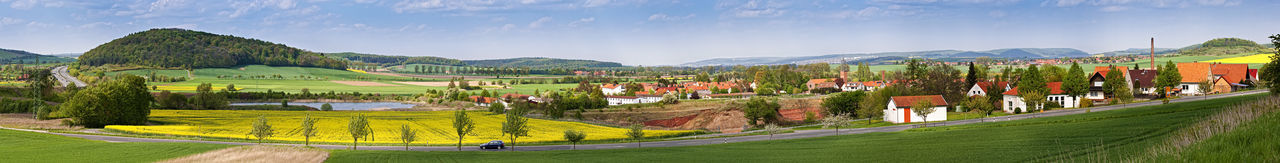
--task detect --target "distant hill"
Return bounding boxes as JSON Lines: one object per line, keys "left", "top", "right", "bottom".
{"left": 51, "top": 53, "right": 82, "bottom": 58}
{"left": 79, "top": 28, "right": 348, "bottom": 69}
{"left": 0, "top": 48, "right": 76, "bottom": 64}
{"left": 463, "top": 57, "right": 625, "bottom": 68}
{"left": 1176, "top": 38, "right": 1268, "bottom": 56}
{"left": 325, "top": 52, "right": 465, "bottom": 66}
{"left": 679, "top": 48, "right": 1090, "bottom": 66}
{"left": 1096, "top": 48, "right": 1178, "bottom": 57}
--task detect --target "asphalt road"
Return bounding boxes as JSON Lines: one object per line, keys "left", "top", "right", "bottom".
{"left": 50, "top": 66, "right": 86, "bottom": 87}
{"left": 1, "top": 89, "right": 1266, "bottom": 152}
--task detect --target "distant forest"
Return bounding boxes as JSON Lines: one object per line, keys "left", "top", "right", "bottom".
{"left": 464, "top": 57, "right": 625, "bottom": 69}
{"left": 78, "top": 28, "right": 348, "bottom": 69}
{"left": 1178, "top": 38, "right": 1268, "bottom": 56}
{"left": 325, "top": 52, "right": 465, "bottom": 66}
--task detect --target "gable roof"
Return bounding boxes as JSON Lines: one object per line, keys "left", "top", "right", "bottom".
{"left": 1094, "top": 66, "right": 1130, "bottom": 76}
{"left": 1248, "top": 69, "right": 1259, "bottom": 79}
{"left": 1211, "top": 63, "right": 1249, "bottom": 84}
{"left": 502, "top": 93, "right": 531, "bottom": 100}
{"left": 890, "top": 95, "right": 948, "bottom": 108}
{"left": 1178, "top": 62, "right": 1213, "bottom": 83}
{"left": 1003, "top": 82, "right": 1065, "bottom": 96}
{"left": 806, "top": 78, "right": 834, "bottom": 85}
{"left": 1128, "top": 70, "right": 1158, "bottom": 88}
{"left": 469, "top": 96, "right": 497, "bottom": 104}
{"left": 974, "top": 81, "right": 1010, "bottom": 92}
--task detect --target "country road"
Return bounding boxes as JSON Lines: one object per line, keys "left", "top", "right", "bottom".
{"left": 0, "top": 89, "right": 1267, "bottom": 152}
{"left": 50, "top": 66, "right": 86, "bottom": 87}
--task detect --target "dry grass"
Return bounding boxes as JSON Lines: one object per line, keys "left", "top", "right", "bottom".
{"left": 1134, "top": 96, "right": 1280, "bottom": 161}
{"left": 159, "top": 145, "right": 328, "bottom": 163}
{"left": 0, "top": 114, "right": 79, "bottom": 130}
{"left": 391, "top": 81, "right": 481, "bottom": 87}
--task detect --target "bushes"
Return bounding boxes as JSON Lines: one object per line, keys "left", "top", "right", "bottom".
{"left": 321, "top": 103, "right": 334, "bottom": 111}
{"left": 0, "top": 98, "right": 44, "bottom": 113}
{"left": 61, "top": 74, "right": 154, "bottom": 128}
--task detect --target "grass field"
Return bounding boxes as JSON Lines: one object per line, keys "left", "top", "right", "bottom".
{"left": 108, "top": 65, "right": 579, "bottom": 94}
{"left": 324, "top": 93, "right": 1268, "bottom": 162}
{"left": 104, "top": 110, "right": 696, "bottom": 145}
{"left": 858, "top": 54, "right": 1256, "bottom": 74}
{"left": 1148, "top": 101, "right": 1280, "bottom": 162}
{"left": 0, "top": 129, "right": 231, "bottom": 163}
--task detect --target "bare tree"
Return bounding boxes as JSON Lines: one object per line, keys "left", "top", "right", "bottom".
{"left": 250, "top": 115, "right": 274, "bottom": 144}
{"left": 911, "top": 100, "right": 936, "bottom": 127}
{"left": 399, "top": 124, "right": 418, "bottom": 150}
{"left": 627, "top": 124, "right": 645, "bottom": 147}
{"left": 764, "top": 123, "right": 782, "bottom": 140}
{"left": 1198, "top": 80, "right": 1213, "bottom": 100}
{"left": 348, "top": 114, "right": 370, "bottom": 150}
{"left": 300, "top": 114, "right": 317, "bottom": 146}
{"left": 453, "top": 109, "right": 475, "bottom": 151}
{"left": 821, "top": 113, "right": 852, "bottom": 135}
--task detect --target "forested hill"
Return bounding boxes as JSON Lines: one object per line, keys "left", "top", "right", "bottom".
{"left": 79, "top": 28, "right": 347, "bottom": 69}
{"left": 1, "top": 48, "right": 76, "bottom": 64}
{"left": 325, "top": 52, "right": 464, "bottom": 66}
{"left": 1177, "top": 38, "right": 1270, "bottom": 56}
{"left": 463, "top": 57, "right": 625, "bottom": 68}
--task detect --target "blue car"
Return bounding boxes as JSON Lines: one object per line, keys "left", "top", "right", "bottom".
{"left": 480, "top": 140, "right": 505, "bottom": 149}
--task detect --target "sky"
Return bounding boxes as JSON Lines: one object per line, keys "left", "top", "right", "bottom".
{"left": 0, "top": 0, "right": 1276, "bottom": 66}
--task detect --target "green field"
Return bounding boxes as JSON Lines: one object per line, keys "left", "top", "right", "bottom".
{"left": 0, "top": 129, "right": 231, "bottom": 163}
{"left": 859, "top": 54, "right": 1258, "bottom": 74}
{"left": 109, "top": 65, "right": 577, "bottom": 94}
{"left": 325, "top": 93, "right": 1269, "bottom": 162}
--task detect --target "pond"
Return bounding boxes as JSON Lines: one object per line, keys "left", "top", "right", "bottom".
{"left": 230, "top": 102, "right": 418, "bottom": 111}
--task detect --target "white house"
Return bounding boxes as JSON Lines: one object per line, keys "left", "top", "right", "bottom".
{"left": 967, "top": 81, "right": 1010, "bottom": 97}
{"left": 840, "top": 82, "right": 862, "bottom": 92}
{"left": 1177, "top": 62, "right": 1213, "bottom": 95}
{"left": 637, "top": 94, "right": 663, "bottom": 103}
{"left": 1001, "top": 82, "right": 1081, "bottom": 113}
{"left": 605, "top": 96, "right": 641, "bottom": 105}
{"left": 884, "top": 95, "right": 948, "bottom": 123}
{"left": 601, "top": 84, "right": 626, "bottom": 95}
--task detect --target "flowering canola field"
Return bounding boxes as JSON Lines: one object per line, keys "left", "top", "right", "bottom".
{"left": 1206, "top": 53, "right": 1274, "bottom": 63}
{"left": 106, "top": 110, "right": 695, "bottom": 145}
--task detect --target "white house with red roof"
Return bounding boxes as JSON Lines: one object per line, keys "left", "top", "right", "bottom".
{"left": 884, "top": 95, "right": 948, "bottom": 123}
{"left": 1001, "top": 82, "right": 1081, "bottom": 113}
{"left": 601, "top": 83, "right": 626, "bottom": 95}
{"left": 967, "top": 81, "right": 1010, "bottom": 97}
{"left": 605, "top": 95, "right": 641, "bottom": 105}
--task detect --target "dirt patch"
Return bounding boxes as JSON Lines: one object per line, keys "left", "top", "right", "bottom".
{"left": 678, "top": 109, "right": 748, "bottom": 133}
{"left": 644, "top": 114, "right": 698, "bottom": 127}
{"left": 779, "top": 98, "right": 824, "bottom": 121}
{"left": 392, "top": 81, "right": 481, "bottom": 87}
{"left": 0, "top": 114, "right": 78, "bottom": 130}
{"left": 159, "top": 145, "right": 328, "bottom": 163}
{"left": 329, "top": 81, "right": 399, "bottom": 86}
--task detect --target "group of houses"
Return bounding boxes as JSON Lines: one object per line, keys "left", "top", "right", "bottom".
{"left": 835, "top": 62, "right": 1258, "bottom": 124}
{"left": 601, "top": 81, "right": 755, "bottom": 105}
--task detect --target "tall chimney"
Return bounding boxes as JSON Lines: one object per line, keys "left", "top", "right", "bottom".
{"left": 1150, "top": 37, "right": 1155, "bottom": 69}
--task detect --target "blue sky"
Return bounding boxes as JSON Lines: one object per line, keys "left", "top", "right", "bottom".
{"left": 0, "top": 0, "right": 1275, "bottom": 65}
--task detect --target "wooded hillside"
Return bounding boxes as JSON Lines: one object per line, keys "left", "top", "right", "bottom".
{"left": 78, "top": 28, "right": 347, "bottom": 69}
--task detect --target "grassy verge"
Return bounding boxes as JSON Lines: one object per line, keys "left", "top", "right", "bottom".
{"left": 325, "top": 93, "right": 1266, "bottom": 162}
{"left": 0, "top": 129, "right": 232, "bottom": 163}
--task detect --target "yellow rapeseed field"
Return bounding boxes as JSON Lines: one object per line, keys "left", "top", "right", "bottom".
{"left": 106, "top": 110, "right": 695, "bottom": 145}
{"left": 1207, "top": 53, "right": 1274, "bottom": 63}
{"left": 346, "top": 69, "right": 368, "bottom": 74}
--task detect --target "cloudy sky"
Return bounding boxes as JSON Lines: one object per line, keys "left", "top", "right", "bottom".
{"left": 0, "top": 0, "right": 1275, "bottom": 65}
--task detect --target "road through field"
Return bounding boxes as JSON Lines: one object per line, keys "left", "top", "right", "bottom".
{"left": 50, "top": 66, "right": 86, "bottom": 87}
{"left": 1, "top": 89, "right": 1266, "bottom": 152}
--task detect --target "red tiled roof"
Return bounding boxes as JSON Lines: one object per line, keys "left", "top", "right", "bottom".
{"left": 605, "top": 95, "right": 639, "bottom": 99}
{"left": 1002, "top": 82, "right": 1065, "bottom": 96}
{"left": 1211, "top": 64, "right": 1249, "bottom": 84}
{"left": 469, "top": 96, "right": 497, "bottom": 103}
{"left": 974, "top": 81, "right": 1009, "bottom": 92}
{"left": 890, "top": 95, "right": 948, "bottom": 108}
{"left": 601, "top": 84, "right": 621, "bottom": 89}
{"left": 1094, "top": 66, "right": 1129, "bottom": 76}
{"left": 812, "top": 82, "right": 837, "bottom": 89}
{"left": 1248, "top": 69, "right": 1259, "bottom": 79}
{"left": 1128, "top": 70, "right": 1158, "bottom": 88}
{"left": 1178, "top": 62, "right": 1212, "bottom": 83}
{"left": 806, "top": 78, "right": 834, "bottom": 85}
{"left": 501, "top": 93, "right": 530, "bottom": 99}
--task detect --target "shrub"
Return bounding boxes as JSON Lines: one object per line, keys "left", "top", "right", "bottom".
{"left": 35, "top": 105, "right": 51, "bottom": 120}
{"left": 321, "top": 103, "right": 333, "bottom": 111}
{"left": 62, "top": 74, "right": 153, "bottom": 128}
{"left": 804, "top": 111, "right": 816, "bottom": 123}
{"left": 1014, "top": 107, "right": 1023, "bottom": 114}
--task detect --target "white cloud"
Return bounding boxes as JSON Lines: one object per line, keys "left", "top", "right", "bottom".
{"left": 528, "top": 16, "right": 552, "bottom": 28}
{"left": 1045, "top": 0, "right": 1241, "bottom": 8}
{"left": 724, "top": 0, "right": 788, "bottom": 18}
{"left": 648, "top": 13, "right": 695, "bottom": 21}
{"left": 1100, "top": 6, "right": 1128, "bottom": 12}
{"left": 568, "top": 17, "right": 594, "bottom": 27}
{"left": 583, "top": 0, "right": 610, "bottom": 7}
{"left": 0, "top": 17, "right": 25, "bottom": 26}
{"left": 169, "top": 24, "right": 198, "bottom": 29}
{"left": 7, "top": 0, "right": 37, "bottom": 9}
{"left": 355, "top": 0, "right": 377, "bottom": 3}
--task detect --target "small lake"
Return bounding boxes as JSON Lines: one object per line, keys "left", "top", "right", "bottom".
{"left": 230, "top": 102, "right": 418, "bottom": 111}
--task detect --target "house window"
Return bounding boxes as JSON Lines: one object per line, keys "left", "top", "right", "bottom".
{"left": 1093, "top": 82, "right": 1103, "bottom": 87}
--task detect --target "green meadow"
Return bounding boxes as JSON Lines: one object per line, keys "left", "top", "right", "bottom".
{"left": 0, "top": 129, "right": 231, "bottom": 163}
